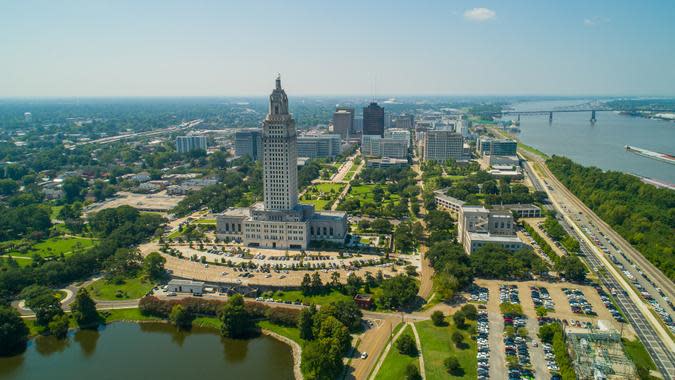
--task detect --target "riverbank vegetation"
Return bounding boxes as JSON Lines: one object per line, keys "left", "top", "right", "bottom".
{"left": 547, "top": 156, "right": 675, "bottom": 281}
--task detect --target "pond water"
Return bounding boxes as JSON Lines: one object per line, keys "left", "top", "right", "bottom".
{"left": 0, "top": 323, "right": 295, "bottom": 380}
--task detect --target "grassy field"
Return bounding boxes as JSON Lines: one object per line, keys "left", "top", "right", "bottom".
{"left": 346, "top": 184, "right": 401, "bottom": 208}
{"left": 7, "top": 236, "right": 96, "bottom": 259}
{"left": 50, "top": 205, "right": 64, "bottom": 220}
{"left": 300, "top": 183, "right": 345, "bottom": 210}
{"left": 258, "top": 320, "right": 305, "bottom": 346}
{"left": 88, "top": 276, "right": 155, "bottom": 300}
{"left": 2, "top": 236, "right": 97, "bottom": 266}
{"left": 416, "top": 319, "right": 477, "bottom": 380}
{"left": 261, "top": 288, "right": 352, "bottom": 306}
{"left": 375, "top": 324, "right": 420, "bottom": 380}
{"left": 344, "top": 164, "right": 359, "bottom": 181}
{"left": 622, "top": 338, "right": 657, "bottom": 374}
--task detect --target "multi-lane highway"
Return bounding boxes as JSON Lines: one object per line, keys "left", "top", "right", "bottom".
{"left": 520, "top": 148, "right": 675, "bottom": 379}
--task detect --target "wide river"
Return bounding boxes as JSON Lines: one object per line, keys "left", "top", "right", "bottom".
{"left": 508, "top": 100, "right": 675, "bottom": 183}
{"left": 0, "top": 323, "right": 295, "bottom": 380}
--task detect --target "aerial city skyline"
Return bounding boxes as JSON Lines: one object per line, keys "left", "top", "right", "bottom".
{"left": 0, "top": 2, "right": 673, "bottom": 380}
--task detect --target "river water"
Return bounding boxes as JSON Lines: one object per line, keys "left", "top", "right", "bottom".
{"left": 507, "top": 100, "right": 675, "bottom": 183}
{"left": 0, "top": 323, "right": 294, "bottom": 380}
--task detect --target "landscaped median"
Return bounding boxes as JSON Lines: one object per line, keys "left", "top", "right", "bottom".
{"left": 415, "top": 317, "right": 477, "bottom": 380}
{"left": 374, "top": 324, "right": 420, "bottom": 380}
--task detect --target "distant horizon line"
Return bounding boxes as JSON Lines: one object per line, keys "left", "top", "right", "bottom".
{"left": 0, "top": 94, "right": 673, "bottom": 100}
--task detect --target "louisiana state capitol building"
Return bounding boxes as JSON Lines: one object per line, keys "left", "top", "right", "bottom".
{"left": 216, "top": 76, "right": 348, "bottom": 249}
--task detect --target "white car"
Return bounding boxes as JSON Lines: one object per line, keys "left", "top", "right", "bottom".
{"left": 360, "top": 352, "right": 368, "bottom": 359}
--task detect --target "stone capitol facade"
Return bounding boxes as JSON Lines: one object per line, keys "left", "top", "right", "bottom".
{"left": 216, "top": 76, "right": 348, "bottom": 249}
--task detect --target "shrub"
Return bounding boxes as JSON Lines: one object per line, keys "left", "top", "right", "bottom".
{"left": 405, "top": 363, "right": 421, "bottom": 380}
{"left": 265, "top": 307, "right": 300, "bottom": 327}
{"left": 453, "top": 310, "right": 466, "bottom": 329}
{"left": 460, "top": 304, "right": 478, "bottom": 320}
{"left": 451, "top": 330, "right": 464, "bottom": 348}
{"left": 444, "top": 356, "right": 461, "bottom": 374}
{"left": 431, "top": 310, "right": 445, "bottom": 326}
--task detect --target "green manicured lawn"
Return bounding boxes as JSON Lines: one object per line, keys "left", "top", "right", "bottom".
{"left": 192, "top": 316, "right": 221, "bottom": 330}
{"left": 300, "top": 183, "right": 345, "bottom": 210}
{"left": 88, "top": 276, "right": 155, "bottom": 300}
{"left": 261, "top": 289, "right": 352, "bottom": 306}
{"left": 101, "top": 307, "right": 163, "bottom": 323}
{"left": 50, "top": 205, "right": 64, "bottom": 220}
{"left": 346, "top": 184, "right": 401, "bottom": 207}
{"left": 344, "top": 164, "right": 359, "bottom": 181}
{"left": 7, "top": 236, "right": 96, "bottom": 259}
{"left": 258, "top": 320, "right": 305, "bottom": 346}
{"left": 195, "top": 218, "right": 216, "bottom": 224}
{"left": 375, "top": 324, "right": 419, "bottom": 380}
{"left": 1, "top": 255, "right": 33, "bottom": 267}
{"left": 445, "top": 175, "right": 467, "bottom": 181}
{"left": 416, "top": 319, "right": 477, "bottom": 380}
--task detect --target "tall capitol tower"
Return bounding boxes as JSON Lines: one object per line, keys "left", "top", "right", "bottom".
{"left": 262, "top": 75, "right": 298, "bottom": 211}
{"left": 215, "top": 75, "right": 348, "bottom": 250}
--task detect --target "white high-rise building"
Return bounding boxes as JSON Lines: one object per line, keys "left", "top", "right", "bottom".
{"left": 262, "top": 76, "right": 298, "bottom": 211}
{"left": 422, "top": 130, "right": 464, "bottom": 162}
{"left": 176, "top": 135, "right": 207, "bottom": 153}
{"left": 216, "top": 76, "right": 347, "bottom": 249}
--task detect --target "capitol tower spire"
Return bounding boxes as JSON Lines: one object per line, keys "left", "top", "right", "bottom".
{"left": 262, "top": 75, "right": 298, "bottom": 211}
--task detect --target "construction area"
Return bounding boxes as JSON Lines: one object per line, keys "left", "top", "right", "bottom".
{"left": 566, "top": 327, "right": 637, "bottom": 380}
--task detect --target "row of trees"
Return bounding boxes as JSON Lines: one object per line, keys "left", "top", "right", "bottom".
{"left": 428, "top": 240, "right": 549, "bottom": 302}
{"left": 547, "top": 155, "right": 675, "bottom": 281}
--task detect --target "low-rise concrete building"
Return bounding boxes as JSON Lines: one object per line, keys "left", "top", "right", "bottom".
{"left": 433, "top": 189, "right": 465, "bottom": 217}
{"left": 365, "top": 157, "right": 409, "bottom": 168}
{"left": 457, "top": 205, "right": 524, "bottom": 254}
{"left": 491, "top": 204, "right": 542, "bottom": 218}
{"left": 167, "top": 279, "right": 205, "bottom": 295}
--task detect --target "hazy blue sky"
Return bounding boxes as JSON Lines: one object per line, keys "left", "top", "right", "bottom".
{"left": 2, "top": 0, "right": 674, "bottom": 97}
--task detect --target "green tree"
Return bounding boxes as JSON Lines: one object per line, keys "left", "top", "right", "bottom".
{"left": 0, "top": 306, "right": 29, "bottom": 356}
{"left": 21, "top": 285, "right": 63, "bottom": 327}
{"left": 444, "top": 356, "right": 461, "bottom": 375}
{"left": 405, "top": 363, "right": 421, "bottom": 380}
{"left": 62, "top": 176, "right": 88, "bottom": 203}
{"left": 301, "top": 273, "right": 312, "bottom": 295}
{"left": 298, "top": 305, "right": 316, "bottom": 340}
{"left": 376, "top": 275, "right": 419, "bottom": 310}
{"left": 460, "top": 304, "right": 478, "bottom": 320}
{"left": 431, "top": 311, "right": 445, "bottom": 326}
{"left": 371, "top": 218, "right": 393, "bottom": 234}
{"left": 310, "top": 271, "right": 323, "bottom": 293}
{"left": 315, "top": 316, "right": 351, "bottom": 353}
{"left": 451, "top": 330, "right": 464, "bottom": 348}
{"left": 143, "top": 251, "right": 167, "bottom": 280}
{"left": 169, "top": 304, "right": 193, "bottom": 330}
{"left": 48, "top": 314, "right": 70, "bottom": 339}
{"left": 301, "top": 338, "right": 344, "bottom": 380}
{"left": 219, "top": 294, "right": 252, "bottom": 338}
{"left": 70, "top": 288, "right": 99, "bottom": 328}
{"left": 396, "top": 333, "right": 418, "bottom": 356}
{"left": 453, "top": 311, "right": 466, "bottom": 329}
{"left": 555, "top": 255, "right": 587, "bottom": 282}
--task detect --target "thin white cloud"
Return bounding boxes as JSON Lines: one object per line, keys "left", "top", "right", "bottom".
{"left": 464, "top": 7, "right": 496, "bottom": 22}
{"left": 584, "top": 16, "right": 610, "bottom": 27}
